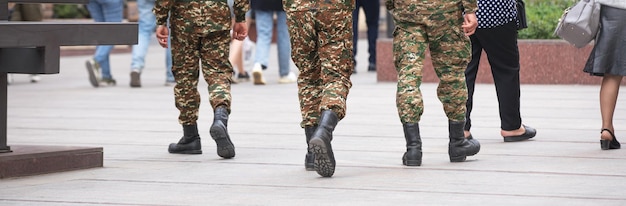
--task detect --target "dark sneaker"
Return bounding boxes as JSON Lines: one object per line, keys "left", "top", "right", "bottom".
{"left": 100, "top": 78, "right": 117, "bottom": 86}
{"left": 237, "top": 72, "right": 250, "bottom": 82}
{"left": 130, "top": 71, "right": 141, "bottom": 88}
{"left": 85, "top": 59, "right": 101, "bottom": 87}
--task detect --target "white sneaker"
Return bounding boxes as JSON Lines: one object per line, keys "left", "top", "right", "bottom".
{"left": 252, "top": 63, "right": 266, "bottom": 85}
{"left": 30, "top": 75, "right": 41, "bottom": 83}
{"left": 278, "top": 72, "right": 297, "bottom": 84}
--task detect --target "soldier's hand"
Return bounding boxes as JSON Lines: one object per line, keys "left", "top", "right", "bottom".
{"left": 462, "top": 13, "right": 478, "bottom": 36}
{"left": 156, "top": 25, "right": 169, "bottom": 48}
{"left": 232, "top": 22, "right": 248, "bottom": 41}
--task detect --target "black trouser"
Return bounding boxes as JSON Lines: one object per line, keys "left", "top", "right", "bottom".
{"left": 352, "top": 0, "right": 379, "bottom": 65}
{"left": 465, "top": 21, "right": 522, "bottom": 131}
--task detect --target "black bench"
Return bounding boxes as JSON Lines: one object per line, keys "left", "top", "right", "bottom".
{"left": 0, "top": 0, "right": 136, "bottom": 178}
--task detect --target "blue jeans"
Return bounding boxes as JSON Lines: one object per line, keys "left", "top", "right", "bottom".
{"left": 254, "top": 10, "right": 291, "bottom": 77}
{"left": 87, "top": 0, "right": 123, "bottom": 79}
{"left": 130, "top": 0, "right": 173, "bottom": 81}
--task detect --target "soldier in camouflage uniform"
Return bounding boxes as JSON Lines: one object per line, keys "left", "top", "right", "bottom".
{"left": 153, "top": 0, "right": 249, "bottom": 158}
{"left": 284, "top": 0, "right": 354, "bottom": 177}
{"left": 386, "top": 0, "right": 481, "bottom": 166}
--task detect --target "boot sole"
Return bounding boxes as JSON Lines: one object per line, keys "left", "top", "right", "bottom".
{"left": 449, "top": 156, "right": 467, "bottom": 162}
{"left": 449, "top": 139, "right": 480, "bottom": 162}
{"left": 168, "top": 149, "right": 203, "bottom": 154}
{"left": 167, "top": 142, "right": 202, "bottom": 154}
{"left": 309, "top": 138, "right": 335, "bottom": 177}
{"left": 403, "top": 149, "right": 422, "bottom": 166}
{"left": 210, "top": 122, "right": 235, "bottom": 159}
{"left": 403, "top": 159, "right": 422, "bottom": 166}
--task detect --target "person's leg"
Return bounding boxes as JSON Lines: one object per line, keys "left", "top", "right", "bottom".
{"left": 276, "top": 11, "right": 292, "bottom": 78}
{"left": 165, "top": 19, "right": 174, "bottom": 83}
{"left": 86, "top": 0, "right": 104, "bottom": 23}
{"left": 130, "top": 0, "right": 156, "bottom": 71}
{"left": 599, "top": 74, "right": 622, "bottom": 140}
{"left": 166, "top": 17, "right": 202, "bottom": 154}
{"left": 229, "top": 40, "right": 246, "bottom": 72}
{"left": 464, "top": 34, "right": 483, "bottom": 137}
{"left": 428, "top": 23, "right": 468, "bottom": 124}
{"left": 252, "top": 10, "right": 273, "bottom": 85}
{"left": 253, "top": 10, "right": 273, "bottom": 67}
{"left": 97, "top": 0, "right": 124, "bottom": 80}
{"left": 393, "top": 23, "right": 427, "bottom": 167}
{"left": 308, "top": 10, "right": 353, "bottom": 177}
{"left": 428, "top": 10, "right": 479, "bottom": 162}
{"left": 85, "top": 0, "right": 104, "bottom": 86}
{"left": 287, "top": 10, "right": 324, "bottom": 172}
{"left": 351, "top": 1, "right": 361, "bottom": 72}
{"left": 288, "top": 11, "right": 322, "bottom": 127}
{"left": 201, "top": 31, "right": 233, "bottom": 111}
{"left": 93, "top": 45, "right": 113, "bottom": 80}
{"left": 165, "top": 41, "right": 174, "bottom": 82}
{"left": 316, "top": 11, "right": 353, "bottom": 118}
{"left": 394, "top": 25, "right": 426, "bottom": 124}
{"left": 362, "top": 0, "right": 379, "bottom": 70}
{"left": 227, "top": 0, "right": 245, "bottom": 78}
{"left": 201, "top": 31, "right": 235, "bottom": 158}
{"left": 170, "top": 27, "right": 201, "bottom": 125}
{"left": 475, "top": 21, "right": 526, "bottom": 135}
{"left": 129, "top": 0, "right": 157, "bottom": 87}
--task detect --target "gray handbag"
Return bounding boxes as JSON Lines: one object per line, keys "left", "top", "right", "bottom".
{"left": 554, "top": 0, "right": 601, "bottom": 48}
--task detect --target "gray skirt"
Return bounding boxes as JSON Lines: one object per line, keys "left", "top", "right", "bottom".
{"left": 583, "top": 5, "right": 626, "bottom": 76}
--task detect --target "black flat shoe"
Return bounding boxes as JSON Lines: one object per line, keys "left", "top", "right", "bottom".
{"left": 503, "top": 125, "right": 536, "bottom": 142}
{"left": 600, "top": 129, "right": 621, "bottom": 150}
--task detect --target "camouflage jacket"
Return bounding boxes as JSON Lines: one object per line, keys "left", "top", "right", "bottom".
{"left": 386, "top": 0, "right": 477, "bottom": 15}
{"left": 282, "top": 0, "right": 355, "bottom": 12}
{"left": 154, "top": 0, "right": 249, "bottom": 31}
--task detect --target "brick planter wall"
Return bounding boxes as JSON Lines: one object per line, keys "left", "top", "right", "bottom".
{"left": 376, "top": 39, "right": 615, "bottom": 85}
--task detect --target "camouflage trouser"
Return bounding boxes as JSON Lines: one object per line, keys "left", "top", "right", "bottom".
{"left": 170, "top": 29, "right": 233, "bottom": 125}
{"left": 393, "top": 10, "right": 470, "bottom": 124}
{"left": 286, "top": 9, "right": 354, "bottom": 128}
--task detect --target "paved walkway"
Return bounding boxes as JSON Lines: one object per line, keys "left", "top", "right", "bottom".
{"left": 1, "top": 40, "right": 626, "bottom": 205}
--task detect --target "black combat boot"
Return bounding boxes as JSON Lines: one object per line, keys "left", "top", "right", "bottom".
{"left": 308, "top": 110, "right": 339, "bottom": 177}
{"left": 304, "top": 126, "right": 317, "bottom": 171}
{"left": 210, "top": 106, "right": 235, "bottom": 159}
{"left": 402, "top": 123, "right": 422, "bottom": 166}
{"left": 168, "top": 124, "right": 202, "bottom": 154}
{"left": 448, "top": 120, "right": 480, "bottom": 162}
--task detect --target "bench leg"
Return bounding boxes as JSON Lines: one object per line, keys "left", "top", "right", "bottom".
{"left": 0, "top": 72, "right": 10, "bottom": 153}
